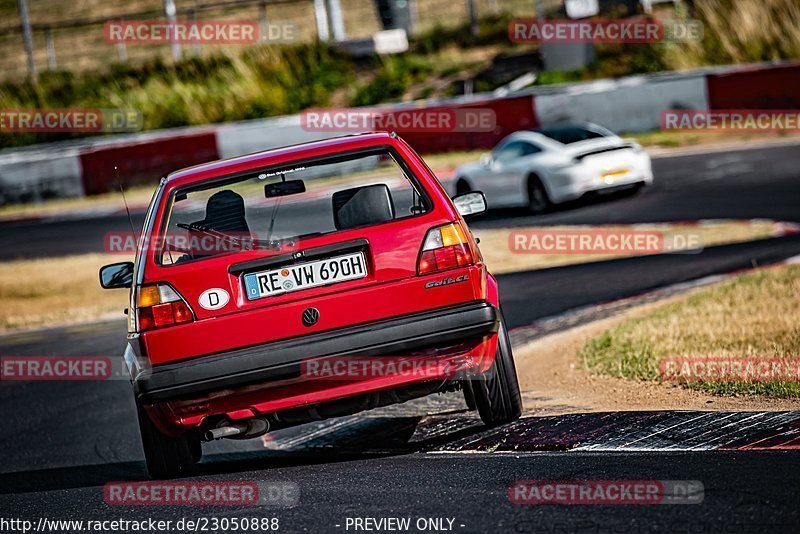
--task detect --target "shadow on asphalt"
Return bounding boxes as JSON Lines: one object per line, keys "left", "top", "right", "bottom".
{"left": 475, "top": 187, "right": 643, "bottom": 225}
{"left": 0, "top": 411, "right": 491, "bottom": 493}
{"left": 3, "top": 409, "right": 800, "bottom": 494}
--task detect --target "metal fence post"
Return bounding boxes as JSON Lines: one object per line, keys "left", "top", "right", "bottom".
{"left": 16, "top": 0, "right": 36, "bottom": 78}
{"left": 163, "top": 0, "right": 182, "bottom": 61}
{"left": 116, "top": 42, "right": 128, "bottom": 63}
{"left": 466, "top": 0, "right": 479, "bottom": 37}
{"left": 313, "top": 0, "right": 330, "bottom": 41}
{"left": 45, "top": 27, "right": 57, "bottom": 71}
{"left": 409, "top": 0, "right": 419, "bottom": 35}
{"left": 259, "top": 0, "right": 268, "bottom": 42}
{"left": 326, "top": 0, "right": 346, "bottom": 41}
{"left": 189, "top": 9, "right": 200, "bottom": 56}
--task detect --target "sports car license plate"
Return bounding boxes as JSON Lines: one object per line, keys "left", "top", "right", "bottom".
{"left": 244, "top": 252, "right": 367, "bottom": 300}
{"left": 601, "top": 168, "right": 629, "bottom": 183}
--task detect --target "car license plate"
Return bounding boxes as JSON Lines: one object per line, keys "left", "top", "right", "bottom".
{"left": 601, "top": 169, "right": 628, "bottom": 178}
{"left": 243, "top": 252, "right": 367, "bottom": 300}
{"left": 601, "top": 168, "right": 629, "bottom": 183}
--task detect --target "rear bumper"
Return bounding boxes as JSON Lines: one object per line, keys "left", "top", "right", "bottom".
{"left": 547, "top": 157, "right": 653, "bottom": 204}
{"left": 135, "top": 301, "right": 499, "bottom": 403}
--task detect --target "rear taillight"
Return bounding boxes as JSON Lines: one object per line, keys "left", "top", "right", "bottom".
{"left": 136, "top": 284, "right": 193, "bottom": 331}
{"left": 418, "top": 222, "right": 474, "bottom": 275}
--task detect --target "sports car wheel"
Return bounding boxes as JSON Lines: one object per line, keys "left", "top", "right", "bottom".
{"left": 527, "top": 176, "right": 551, "bottom": 214}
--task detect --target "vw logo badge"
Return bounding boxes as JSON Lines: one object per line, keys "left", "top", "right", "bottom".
{"left": 302, "top": 307, "right": 320, "bottom": 327}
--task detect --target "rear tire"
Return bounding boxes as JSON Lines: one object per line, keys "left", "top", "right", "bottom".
{"left": 462, "top": 381, "right": 477, "bottom": 410}
{"left": 136, "top": 398, "right": 201, "bottom": 479}
{"left": 472, "top": 312, "right": 522, "bottom": 426}
{"left": 527, "top": 176, "right": 551, "bottom": 214}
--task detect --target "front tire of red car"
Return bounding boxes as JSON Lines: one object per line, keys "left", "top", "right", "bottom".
{"left": 136, "top": 399, "right": 201, "bottom": 479}
{"left": 472, "top": 314, "right": 522, "bottom": 426}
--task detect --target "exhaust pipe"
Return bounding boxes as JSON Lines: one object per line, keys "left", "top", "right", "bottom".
{"left": 204, "top": 418, "right": 269, "bottom": 441}
{"left": 205, "top": 424, "right": 247, "bottom": 440}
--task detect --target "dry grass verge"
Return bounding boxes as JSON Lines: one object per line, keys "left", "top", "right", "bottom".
{"left": 514, "top": 294, "right": 800, "bottom": 414}
{"left": 579, "top": 264, "right": 800, "bottom": 398}
{"left": 0, "top": 253, "right": 127, "bottom": 331}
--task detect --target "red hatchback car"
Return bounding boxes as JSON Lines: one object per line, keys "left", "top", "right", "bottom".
{"left": 100, "top": 132, "right": 521, "bottom": 478}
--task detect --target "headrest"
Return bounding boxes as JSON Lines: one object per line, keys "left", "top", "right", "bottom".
{"left": 332, "top": 184, "right": 395, "bottom": 230}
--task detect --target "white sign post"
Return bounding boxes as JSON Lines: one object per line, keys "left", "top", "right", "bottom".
{"left": 565, "top": 0, "right": 599, "bottom": 19}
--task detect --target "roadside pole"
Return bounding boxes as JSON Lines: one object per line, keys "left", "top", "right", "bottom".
{"left": 17, "top": 0, "right": 36, "bottom": 79}
{"left": 163, "top": 0, "right": 182, "bottom": 61}
{"left": 327, "top": 0, "right": 346, "bottom": 41}
{"left": 314, "top": 0, "right": 331, "bottom": 41}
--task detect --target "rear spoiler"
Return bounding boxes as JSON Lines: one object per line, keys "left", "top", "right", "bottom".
{"left": 573, "top": 142, "right": 638, "bottom": 161}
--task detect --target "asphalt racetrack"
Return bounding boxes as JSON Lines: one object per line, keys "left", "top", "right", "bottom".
{"left": 1, "top": 140, "right": 800, "bottom": 532}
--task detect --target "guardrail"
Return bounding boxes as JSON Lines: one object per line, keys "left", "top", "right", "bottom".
{"left": 0, "top": 59, "right": 798, "bottom": 204}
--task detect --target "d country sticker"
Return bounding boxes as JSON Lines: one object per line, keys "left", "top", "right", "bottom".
{"left": 198, "top": 288, "right": 230, "bottom": 310}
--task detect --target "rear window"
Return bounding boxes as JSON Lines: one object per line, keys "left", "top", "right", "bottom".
{"left": 534, "top": 126, "right": 607, "bottom": 144}
{"left": 159, "top": 148, "right": 430, "bottom": 265}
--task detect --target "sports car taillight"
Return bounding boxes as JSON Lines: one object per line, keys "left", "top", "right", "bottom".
{"left": 418, "top": 222, "right": 474, "bottom": 275}
{"left": 136, "top": 283, "right": 193, "bottom": 331}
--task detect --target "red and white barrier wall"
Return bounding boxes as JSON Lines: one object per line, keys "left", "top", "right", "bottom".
{"left": 533, "top": 74, "right": 708, "bottom": 132}
{"left": 0, "top": 60, "right": 797, "bottom": 199}
{"left": 80, "top": 129, "right": 220, "bottom": 195}
{"left": 705, "top": 62, "right": 800, "bottom": 109}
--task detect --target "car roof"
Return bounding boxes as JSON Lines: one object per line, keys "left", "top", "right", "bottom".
{"left": 165, "top": 132, "right": 396, "bottom": 189}
{"left": 531, "top": 123, "right": 610, "bottom": 137}
{"left": 499, "top": 123, "right": 615, "bottom": 146}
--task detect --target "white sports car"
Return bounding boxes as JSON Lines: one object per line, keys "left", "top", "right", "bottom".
{"left": 451, "top": 124, "right": 653, "bottom": 213}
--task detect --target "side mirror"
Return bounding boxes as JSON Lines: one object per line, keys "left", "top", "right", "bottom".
{"left": 479, "top": 153, "right": 492, "bottom": 167}
{"left": 99, "top": 261, "right": 134, "bottom": 289}
{"left": 452, "top": 191, "right": 487, "bottom": 219}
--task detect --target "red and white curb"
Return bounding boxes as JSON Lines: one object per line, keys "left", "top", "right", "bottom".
{"left": 427, "top": 411, "right": 800, "bottom": 453}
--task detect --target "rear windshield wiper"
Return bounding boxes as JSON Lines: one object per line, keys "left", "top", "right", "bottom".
{"left": 177, "top": 224, "right": 324, "bottom": 253}
{"left": 252, "top": 232, "right": 324, "bottom": 250}
{"left": 177, "top": 222, "right": 254, "bottom": 251}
